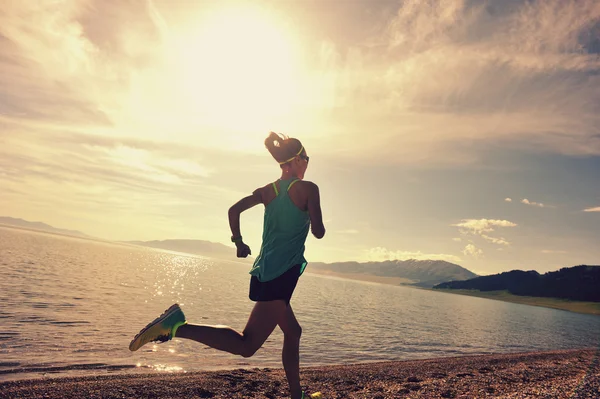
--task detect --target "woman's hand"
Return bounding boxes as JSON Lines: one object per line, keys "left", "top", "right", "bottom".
{"left": 236, "top": 241, "right": 251, "bottom": 258}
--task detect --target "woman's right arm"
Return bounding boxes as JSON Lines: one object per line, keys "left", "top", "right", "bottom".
{"left": 228, "top": 190, "right": 262, "bottom": 258}
{"left": 306, "top": 182, "right": 325, "bottom": 239}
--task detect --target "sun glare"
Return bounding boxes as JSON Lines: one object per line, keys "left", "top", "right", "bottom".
{"left": 166, "top": 5, "right": 303, "bottom": 148}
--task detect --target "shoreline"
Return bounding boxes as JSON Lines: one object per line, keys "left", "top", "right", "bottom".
{"left": 305, "top": 270, "right": 600, "bottom": 316}
{"left": 305, "top": 269, "right": 415, "bottom": 286}
{"left": 1, "top": 348, "right": 598, "bottom": 398}
{"left": 431, "top": 288, "right": 600, "bottom": 316}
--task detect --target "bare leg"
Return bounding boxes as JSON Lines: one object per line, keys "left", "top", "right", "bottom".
{"left": 175, "top": 300, "right": 287, "bottom": 358}
{"left": 279, "top": 305, "right": 303, "bottom": 399}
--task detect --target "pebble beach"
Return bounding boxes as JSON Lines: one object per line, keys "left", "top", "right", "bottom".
{"left": 1, "top": 348, "right": 598, "bottom": 398}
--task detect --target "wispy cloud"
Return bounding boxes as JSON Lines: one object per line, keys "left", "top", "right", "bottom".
{"left": 1, "top": 0, "right": 599, "bottom": 166}
{"left": 453, "top": 219, "right": 517, "bottom": 235}
{"left": 315, "top": 0, "right": 600, "bottom": 164}
{"left": 0, "top": 130, "right": 215, "bottom": 189}
{"left": 0, "top": 128, "right": 249, "bottom": 240}
{"left": 521, "top": 198, "right": 550, "bottom": 208}
{"left": 481, "top": 234, "right": 510, "bottom": 246}
{"left": 505, "top": 198, "right": 513, "bottom": 202}
{"left": 453, "top": 218, "right": 517, "bottom": 247}
{"left": 365, "top": 247, "right": 461, "bottom": 263}
{"left": 541, "top": 250, "right": 567, "bottom": 254}
{"left": 463, "top": 244, "right": 483, "bottom": 258}
{"left": 1, "top": 0, "right": 600, "bottom": 264}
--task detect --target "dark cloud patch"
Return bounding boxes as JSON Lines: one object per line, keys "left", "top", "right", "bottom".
{"left": 0, "top": 44, "right": 112, "bottom": 126}
{"left": 578, "top": 19, "right": 600, "bottom": 54}
{"left": 426, "top": 63, "right": 600, "bottom": 116}
{"left": 0, "top": 186, "right": 24, "bottom": 195}
{"left": 78, "top": 0, "right": 163, "bottom": 69}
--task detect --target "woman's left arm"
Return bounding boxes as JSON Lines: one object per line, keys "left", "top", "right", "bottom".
{"left": 228, "top": 189, "right": 262, "bottom": 258}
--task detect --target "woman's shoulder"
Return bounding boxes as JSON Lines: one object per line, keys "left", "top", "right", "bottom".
{"left": 297, "top": 180, "right": 319, "bottom": 190}
{"left": 291, "top": 180, "right": 320, "bottom": 200}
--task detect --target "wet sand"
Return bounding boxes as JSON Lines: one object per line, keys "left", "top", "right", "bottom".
{"left": 1, "top": 348, "right": 598, "bottom": 398}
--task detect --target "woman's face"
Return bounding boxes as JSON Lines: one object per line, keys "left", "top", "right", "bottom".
{"left": 292, "top": 150, "right": 309, "bottom": 179}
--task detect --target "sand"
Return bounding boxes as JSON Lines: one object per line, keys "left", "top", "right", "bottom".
{"left": 1, "top": 348, "right": 598, "bottom": 398}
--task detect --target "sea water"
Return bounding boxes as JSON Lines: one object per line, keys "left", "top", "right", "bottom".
{"left": 1, "top": 226, "right": 599, "bottom": 381}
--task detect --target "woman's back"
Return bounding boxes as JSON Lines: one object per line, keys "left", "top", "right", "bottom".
{"left": 250, "top": 178, "right": 310, "bottom": 282}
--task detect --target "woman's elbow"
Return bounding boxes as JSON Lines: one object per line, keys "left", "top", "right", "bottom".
{"left": 228, "top": 205, "right": 240, "bottom": 218}
{"left": 312, "top": 227, "right": 326, "bottom": 239}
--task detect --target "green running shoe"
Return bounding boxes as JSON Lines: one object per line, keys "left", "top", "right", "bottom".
{"left": 129, "top": 303, "right": 187, "bottom": 351}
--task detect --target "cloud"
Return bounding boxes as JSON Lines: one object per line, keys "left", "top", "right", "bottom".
{"left": 0, "top": 127, "right": 252, "bottom": 240}
{"left": 1, "top": 0, "right": 599, "bottom": 246}
{"left": 0, "top": 1, "right": 129, "bottom": 127}
{"left": 337, "top": 229, "right": 359, "bottom": 234}
{"left": 521, "top": 198, "right": 549, "bottom": 208}
{"left": 314, "top": 0, "right": 600, "bottom": 164}
{"left": 541, "top": 250, "right": 567, "bottom": 254}
{"left": 583, "top": 206, "right": 600, "bottom": 212}
{"left": 452, "top": 237, "right": 462, "bottom": 242}
{"left": 453, "top": 219, "right": 517, "bottom": 235}
{"left": 0, "top": 130, "right": 214, "bottom": 189}
{"left": 2, "top": 0, "right": 600, "bottom": 167}
{"left": 481, "top": 234, "right": 510, "bottom": 246}
{"left": 463, "top": 244, "right": 483, "bottom": 258}
{"left": 365, "top": 247, "right": 461, "bottom": 263}
{"left": 452, "top": 218, "right": 517, "bottom": 247}
{"left": 505, "top": 198, "right": 513, "bottom": 202}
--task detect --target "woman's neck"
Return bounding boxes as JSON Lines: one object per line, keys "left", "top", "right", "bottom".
{"left": 280, "top": 170, "right": 299, "bottom": 180}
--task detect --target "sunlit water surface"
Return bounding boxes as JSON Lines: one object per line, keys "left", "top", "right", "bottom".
{"left": 1, "top": 227, "right": 599, "bottom": 381}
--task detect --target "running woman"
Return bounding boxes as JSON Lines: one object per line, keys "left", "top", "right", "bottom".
{"left": 129, "top": 132, "right": 326, "bottom": 399}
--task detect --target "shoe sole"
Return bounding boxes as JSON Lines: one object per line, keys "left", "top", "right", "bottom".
{"left": 129, "top": 303, "right": 182, "bottom": 351}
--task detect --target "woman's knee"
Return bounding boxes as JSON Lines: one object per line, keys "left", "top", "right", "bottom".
{"left": 239, "top": 335, "right": 263, "bottom": 358}
{"left": 240, "top": 343, "right": 261, "bottom": 358}
{"left": 286, "top": 323, "right": 302, "bottom": 340}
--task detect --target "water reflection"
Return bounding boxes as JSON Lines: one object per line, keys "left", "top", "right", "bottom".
{"left": 1, "top": 226, "right": 599, "bottom": 381}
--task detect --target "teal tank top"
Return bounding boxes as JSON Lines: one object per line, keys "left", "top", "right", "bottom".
{"left": 249, "top": 178, "right": 310, "bottom": 282}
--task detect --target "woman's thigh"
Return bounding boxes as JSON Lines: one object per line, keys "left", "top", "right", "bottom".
{"left": 278, "top": 305, "right": 302, "bottom": 338}
{"left": 242, "top": 300, "right": 288, "bottom": 350}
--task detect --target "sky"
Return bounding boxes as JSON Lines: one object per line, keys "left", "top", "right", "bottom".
{"left": 1, "top": 0, "right": 599, "bottom": 275}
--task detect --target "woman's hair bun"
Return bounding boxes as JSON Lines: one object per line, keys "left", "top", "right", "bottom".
{"left": 265, "top": 132, "right": 303, "bottom": 165}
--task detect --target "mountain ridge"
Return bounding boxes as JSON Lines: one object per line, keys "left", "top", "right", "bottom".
{"left": 308, "top": 259, "right": 478, "bottom": 288}
{"left": 0, "top": 218, "right": 487, "bottom": 287}
{"left": 0, "top": 217, "right": 90, "bottom": 238}
{"left": 434, "top": 265, "right": 600, "bottom": 302}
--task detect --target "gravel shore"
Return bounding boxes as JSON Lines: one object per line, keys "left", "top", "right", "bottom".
{"left": 1, "top": 348, "right": 598, "bottom": 398}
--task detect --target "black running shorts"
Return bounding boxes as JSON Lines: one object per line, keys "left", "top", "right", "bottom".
{"left": 249, "top": 264, "right": 302, "bottom": 305}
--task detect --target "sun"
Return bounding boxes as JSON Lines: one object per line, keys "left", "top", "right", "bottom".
{"left": 166, "top": 4, "right": 304, "bottom": 148}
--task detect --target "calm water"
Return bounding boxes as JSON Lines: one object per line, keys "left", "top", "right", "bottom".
{"left": 1, "top": 226, "right": 599, "bottom": 381}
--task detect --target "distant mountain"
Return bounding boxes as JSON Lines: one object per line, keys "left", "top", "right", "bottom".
{"left": 0, "top": 217, "right": 90, "bottom": 238}
{"left": 308, "top": 259, "right": 478, "bottom": 288}
{"left": 434, "top": 265, "right": 600, "bottom": 302}
{"left": 125, "top": 239, "right": 244, "bottom": 261}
